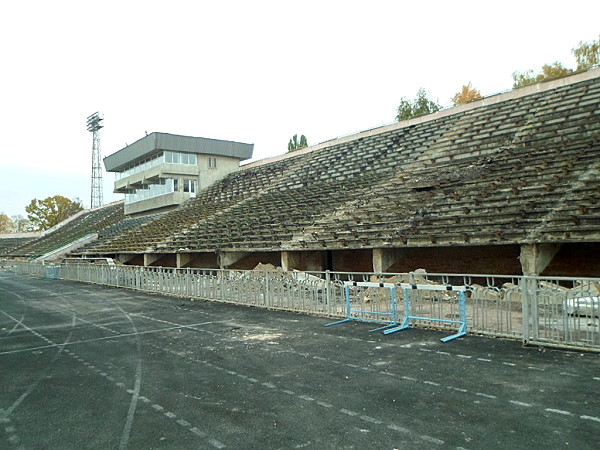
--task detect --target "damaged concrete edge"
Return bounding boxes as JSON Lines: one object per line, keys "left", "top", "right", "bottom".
{"left": 243, "top": 67, "right": 600, "bottom": 170}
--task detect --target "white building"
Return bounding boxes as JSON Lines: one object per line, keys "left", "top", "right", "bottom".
{"left": 104, "top": 132, "right": 253, "bottom": 216}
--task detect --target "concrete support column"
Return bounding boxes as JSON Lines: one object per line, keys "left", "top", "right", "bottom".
{"left": 144, "top": 253, "right": 164, "bottom": 267}
{"left": 519, "top": 243, "right": 562, "bottom": 276}
{"left": 281, "top": 251, "right": 301, "bottom": 271}
{"left": 372, "top": 248, "right": 406, "bottom": 273}
{"left": 281, "top": 251, "right": 325, "bottom": 272}
{"left": 218, "top": 251, "right": 249, "bottom": 269}
{"left": 177, "top": 253, "right": 193, "bottom": 268}
{"left": 117, "top": 254, "right": 137, "bottom": 264}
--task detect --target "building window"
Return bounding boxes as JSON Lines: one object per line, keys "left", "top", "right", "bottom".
{"left": 183, "top": 179, "right": 197, "bottom": 195}
{"left": 164, "top": 151, "right": 197, "bottom": 166}
{"left": 208, "top": 157, "right": 217, "bottom": 169}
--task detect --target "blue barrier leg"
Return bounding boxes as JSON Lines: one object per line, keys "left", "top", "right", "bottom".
{"left": 369, "top": 286, "right": 398, "bottom": 332}
{"left": 440, "top": 291, "right": 468, "bottom": 342}
{"left": 382, "top": 316, "right": 411, "bottom": 335}
{"left": 383, "top": 287, "right": 411, "bottom": 334}
{"left": 325, "top": 284, "right": 353, "bottom": 327}
{"left": 325, "top": 318, "right": 353, "bottom": 327}
{"left": 369, "top": 323, "right": 398, "bottom": 332}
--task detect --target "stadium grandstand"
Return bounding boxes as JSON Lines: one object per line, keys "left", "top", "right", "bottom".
{"left": 2, "top": 202, "right": 125, "bottom": 260}
{"left": 2, "top": 68, "right": 600, "bottom": 277}
{"left": 0, "top": 235, "right": 38, "bottom": 256}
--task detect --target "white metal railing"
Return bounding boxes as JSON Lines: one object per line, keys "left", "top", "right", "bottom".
{"left": 2, "top": 261, "right": 599, "bottom": 351}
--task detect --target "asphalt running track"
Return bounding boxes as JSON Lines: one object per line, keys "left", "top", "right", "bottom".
{"left": 1, "top": 272, "right": 599, "bottom": 449}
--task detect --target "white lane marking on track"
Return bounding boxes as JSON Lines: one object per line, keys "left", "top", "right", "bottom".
{"left": 216, "top": 335, "right": 600, "bottom": 428}
{"left": 2, "top": 284, "right": 227, "bottom": 448}
{"left": 509, "top": 400, "right": 532, "bottom": 407}
{"left": 0, "top": 412, "right": 22, "bottom": 448}
{"left": 316, "top": 401, "right": 333, "bottom": 408}
{"left": 475, "top": 392, "right": 497, "bottom": 399}
{"left": 190, "top": 427, "right": 207, "bottom": 437}
{"left": 6, "top": 314, "right": 25, "bottom": 336}
{"left": 545, "top": 408, "right": 572, "bottom": 416}
{"left": 208, "top": 438, "right": 226, "bottom": 449}
{"left": 387, "top": 424, "right": 409, "bottom": 433}
{"left": 360, "top": 415, "right": 382, "bottom": 424}
{"left": 110, "top": 303, "right": 143, "bottom": 450}
{"left": 421, "top": 435, "right": 444, "bottom": 445}
{"left": 448, "top": 386, "right": 468, "bottom": 393}
{"left": 0, "top": 307, "right": 76, "bottom": 416}
{"left": 580, "top": 415, "right": 600, "bottom": 423}
{"left": 0, "top": 322, "right": 215, "bottom": 355}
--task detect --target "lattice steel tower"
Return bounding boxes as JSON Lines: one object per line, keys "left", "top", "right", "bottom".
{"left": 86, "top": 112, "right": 104, "bottom": 208}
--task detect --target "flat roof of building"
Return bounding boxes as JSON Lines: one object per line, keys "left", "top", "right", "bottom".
{"left": 104, "top": 132, "right": 254, "bottom": 172}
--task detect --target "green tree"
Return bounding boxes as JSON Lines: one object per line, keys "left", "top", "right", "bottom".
{"left": 288, "top": 134, "right": 308, "bottom": 152}
{"left": 512, "top": 37, "right": 599, "bottom": 89}
{"left": 452, "top": 82, "right": 483, "bottom": 106}
{"left": 25, "top": 196, "right": 84, "bottom": 231}
{"left": 0, "top": 213, "right": 14, "bottom": 233}
{"left": 512, "top": 62, "right": 574, "bottom": 88}
{"left": 573, "top": 36, "right": 600, "bottom": 71}
{"left": 396, "top": 88, "right": 441, "bottom": 122}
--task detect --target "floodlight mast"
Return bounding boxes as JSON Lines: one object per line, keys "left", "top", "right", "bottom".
{"left": 86, "top": 112, "right": 104, "bottom": 209}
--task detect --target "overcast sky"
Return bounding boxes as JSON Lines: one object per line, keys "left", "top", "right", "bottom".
{"left": 1, "top": 0, "right": 598, "bottom": 218}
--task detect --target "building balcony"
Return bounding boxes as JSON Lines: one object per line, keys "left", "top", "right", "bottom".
{"left": 114, "top": 164, "right": 199, "bottom": 193}
{"left": 124, "top": 191, "right": 193, "bottom": 216}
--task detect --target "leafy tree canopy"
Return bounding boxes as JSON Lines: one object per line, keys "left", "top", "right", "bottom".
{"left": 512, "top": 36, "right": 599, "bottom": 88}
{"left": 512, "top": 62, "right": 574, "bottom": 89}
{"left": 25, "top": 196, "right": 84, "bottom": 231}
{"left": 452, "top": 82, "right": 483, "bottom": 106}
{"left": 573, "top": 35, "right": 600, "bottom": 71}
{"left": 396, "top": 88, "right": 441, "bottom": 122}
{"left": 288, "top": 134, "right": 308, "bottom": 152}
{"left": 0, "top": 213, "right": 14, "bottom": 233}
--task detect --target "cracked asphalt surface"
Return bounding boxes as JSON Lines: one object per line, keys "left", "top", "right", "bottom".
{"left": 1, "top": 272, "right": 599, "bottom": 449}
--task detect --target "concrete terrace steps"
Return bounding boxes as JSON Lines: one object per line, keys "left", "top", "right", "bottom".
{"left": 5, "top": 202, "right": 125, "bottom": 258}
{"left": 294, "top": 140, "right": 600, "bottom": 249}
{"left": 50, "top": 71, "right": 600, "bottom": 257}
{"left": 88, "top": 156, "right": 312, "bottom": 254}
